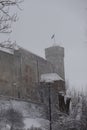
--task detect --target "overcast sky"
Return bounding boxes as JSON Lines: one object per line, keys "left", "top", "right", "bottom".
{"left": 1, "top": 0, "right": 87, "bottom": 89}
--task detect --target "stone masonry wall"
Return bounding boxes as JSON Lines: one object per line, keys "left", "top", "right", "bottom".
{"left": 0, "top": 48, "right": 54, "bottom": 100}
{"left": 14, "top": 48, "right": 54, "bottom": 99}
{"left": 0, "top": 51, "right": 14, "bottom": 96}
{"left": 0, "top": 46, "right": 65, "bottom": 103}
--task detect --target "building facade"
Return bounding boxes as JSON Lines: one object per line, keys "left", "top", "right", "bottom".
{"left": 0, "top": 44, "right": 67, "bottom": 130}
{"left": 0, "top": 45, "right": 65, "bottom": 99}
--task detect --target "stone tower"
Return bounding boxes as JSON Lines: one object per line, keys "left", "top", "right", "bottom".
{"left": 45, "top": 45, "right": 65, "bottom": 80}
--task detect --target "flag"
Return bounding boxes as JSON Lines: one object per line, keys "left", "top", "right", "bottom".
{"left": 51, "top": 34, "right": 55, "bottom": 39}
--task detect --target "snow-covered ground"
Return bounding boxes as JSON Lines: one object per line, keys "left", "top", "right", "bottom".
{"left": 0, "top": 98, "right": 49, "bottom": 130}
{"left": 0, "top": 99, "right": 46, "bottom": 118}
{"left": 24, "top": 118, "right": 49, "bottom": 130}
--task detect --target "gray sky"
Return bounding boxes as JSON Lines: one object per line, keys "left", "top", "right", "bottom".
{"left": 1, "top": 0, "right": 87, "bottom": 89}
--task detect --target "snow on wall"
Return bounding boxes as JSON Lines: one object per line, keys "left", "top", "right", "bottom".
{"left": 40, "top": 73, "right": 63, "bottom": 83}
{"left": 0, "top": 47, "right": 14, "bottom": 54}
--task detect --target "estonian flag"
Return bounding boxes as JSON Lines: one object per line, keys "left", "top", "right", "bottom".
{"left": 51, "top": 34, "right": 55, "bottom": 39}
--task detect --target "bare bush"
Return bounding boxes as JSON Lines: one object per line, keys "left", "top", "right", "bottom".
{"left": 5, "top": 108, "right": 24, "bottom": 130}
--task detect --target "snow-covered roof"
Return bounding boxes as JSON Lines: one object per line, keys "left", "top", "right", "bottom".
{"left": 40, "top": 73, "right": 64, "bottom": 83}
{"left": 0, "top": 42, "right": 20, "bottom": 54}
{"left": 0, "top": 47, "right": 14, "bottom": 54}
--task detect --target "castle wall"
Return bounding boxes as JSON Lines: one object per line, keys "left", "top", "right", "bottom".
{"left": 0, "top": 51, "right": 14, "bottom": 96}
{"left": 0, "top": 46, "right": 66, "bottom": 130}
{"left": 0, "top": 46, "right": 65, "bottom": 103}
{"left": 18, "top": 48, "right": 54, "bottom": 82}
{"left": 0, "top": 48, "right": 54, "bottom": 100}
{"left": 15, "top": 48, "right": 54, "bottom": 99}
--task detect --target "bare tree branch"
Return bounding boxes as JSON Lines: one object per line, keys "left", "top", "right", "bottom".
{"left": 0, "top": 0, "right": 23, "bottom": 33}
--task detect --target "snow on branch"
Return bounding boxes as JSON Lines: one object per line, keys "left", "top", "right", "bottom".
{"left": 0, "top": 0, "right": 23, "bottom": 33}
